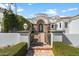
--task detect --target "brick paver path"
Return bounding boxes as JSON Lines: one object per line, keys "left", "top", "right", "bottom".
{"left": 33, "top": 45, "right": 54, "bottom": 56}
{"left": 26, "top": 45, "right": 54, "bottom": 56}
{"left": 26, "top": 33, "right": 54, "bottom": 56}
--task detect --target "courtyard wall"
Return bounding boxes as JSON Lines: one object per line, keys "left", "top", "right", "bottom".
{"left": 63, "top": 33, "right": 79, "bottom": 47}
{"left": 0, "top": 33, "right": 30, "bottom": 49}
{"left": 50, "top": 33, "right": 62, "bottom": 42}
{"left": 50, "top": 33, "right": 79, "bottom": 48}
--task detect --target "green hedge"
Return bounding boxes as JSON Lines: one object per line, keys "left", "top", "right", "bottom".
{"left": 0, "top": 42, "right": 27, "bottom": 56}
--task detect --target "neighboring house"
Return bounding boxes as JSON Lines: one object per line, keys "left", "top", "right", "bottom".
{"left": 29, "top": 13, "right": 79, "bottom": 34}
{"left": 0, "top": 7, "right": 5, "bottom": 32}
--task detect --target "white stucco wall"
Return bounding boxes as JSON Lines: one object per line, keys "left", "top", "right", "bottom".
{"left": 0, "top": 33, "right": 30, "bottom": 48}
{"left": 50, "top": 33, "right": 62, "bottom": 42}
{"left": 57, "top": 21, "right": 65, "bottom": 30}
{"left": 0, "top": 33, "right": 20, "bottom": 47}
{"left": 63, "top": 33, "right": 79, "bottom": 47}
{"left": 69, "top": 19, "right": 79, "bottom": 34}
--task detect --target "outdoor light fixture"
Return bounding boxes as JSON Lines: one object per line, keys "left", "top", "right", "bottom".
{"left": 23, "top": 23, "right": 28, "bottom": 31}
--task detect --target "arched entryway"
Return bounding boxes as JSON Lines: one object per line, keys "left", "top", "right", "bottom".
{"left": 35, "top": 19, "right": 50, "bottom": 45}
{"left": 37, "top": 20, "right": 45, "bottom": 32}
{"left": 31, "top": 19, "right": 51, "bottom": 46}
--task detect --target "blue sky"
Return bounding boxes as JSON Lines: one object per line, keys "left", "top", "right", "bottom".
{"left": 0, "top": 3, "right": 79, "bottom": 18}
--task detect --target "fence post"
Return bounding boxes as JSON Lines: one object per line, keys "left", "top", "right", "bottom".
{"left": 50, "top": 33, "right": 53, "bottom": 48}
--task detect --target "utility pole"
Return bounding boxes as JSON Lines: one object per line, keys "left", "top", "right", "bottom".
{"left": 15, "top": 3, "right": 17, "bottom": 15}
{"left": 8, "top": 3, "right": 13, "bottom": 10}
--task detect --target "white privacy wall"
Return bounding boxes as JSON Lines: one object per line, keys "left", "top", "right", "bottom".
{"left": 63, "top": 33, "right": 79, "bottom": 47}
{"left": 0, "top": 33, "right": 20, "bottom": 47}
{"left": 50, "top": 33, "right": 62, "bottom": 42}
{"left": 51, "top": 32, "right": 79, "bottom": 47}
{"left": 69, "top": 19, "right": 79, "bottom": 34}
{"left": 0, "top": 33, "right": 30, "bottom": 48}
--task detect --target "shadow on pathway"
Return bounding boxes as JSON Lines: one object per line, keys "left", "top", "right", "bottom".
{"left": 26, "top": 49, "right": 34, "bottom": 56}
{"left": 26, "top": 39, "right": 43, "bottom": 56}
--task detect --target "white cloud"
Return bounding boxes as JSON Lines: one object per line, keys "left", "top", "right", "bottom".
{"left": 44, "top": 9, "right": 58, "bottom": 15}
{"left": 30, "top": 14, "right": 34, "bottom": 17}
{"left": 62, "top": 7, "right": 78, "bottom": 12}
{"left": 11, "top": 5, "right": 24, "bottom": 14}
{"left": 17, "top": 13, "right": 21, "bottom": 15}
{"left": 68, "top": 8, "right": 78, "bottom": 11}
{"left": 0, "top": 3, "right": 23, "bottom": 12}
{"left": 62, "top": 10, "right": 67, "bottom": 12}
{"left": 28, "top": 3, "right": 32, "bottom": 6}
{"left": 0, "top": 3, "right": 7, "bottom": 9}
{"left": 11, "top": 5, "right": 15, "bottom": 10}
{"left": 0, "top": 3, "right": 15, "bottom": 10}
{"left": 17, "top": 8, "right": 24, "bottom": 12}
{"left": 4, "top": 4, "right": 8, "bottom": 7}
{"left": 11, "top": 5, "right": 24, "bottom": 13}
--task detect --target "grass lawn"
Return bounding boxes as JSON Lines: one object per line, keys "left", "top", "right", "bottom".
{"left": 0, "top": 42, "right": 27, "bottom": 56}
{"left": 53, "top": 42, "right": 79, "bottom": 56}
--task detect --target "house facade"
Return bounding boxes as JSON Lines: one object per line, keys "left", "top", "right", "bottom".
{"left": 28, "top": 13, "right": 79, "bottom": 34}
{"left": 0, "top": 7, "right": 79, "bottom": 34}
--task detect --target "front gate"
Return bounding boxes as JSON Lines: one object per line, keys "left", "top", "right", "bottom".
{"left": 33, "top": 33, "right": 51, "bottom": 45}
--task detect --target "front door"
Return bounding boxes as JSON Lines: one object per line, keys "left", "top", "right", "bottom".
{"left": 39, "top": 24, "right": 43, "bottom": 32}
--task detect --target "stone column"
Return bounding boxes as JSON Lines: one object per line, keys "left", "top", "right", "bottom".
{"left": 44, "top": 24, "right": 49, "bottom": 33}
{"left": 34, "top": 25, "right": 38, "bottom": 32}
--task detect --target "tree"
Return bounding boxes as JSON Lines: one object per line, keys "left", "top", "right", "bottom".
{"left": 3, "top": 10, "right": 18, "bottom": 32}
{"left": 3, "top": 10, "right": 32, "bottom": 32}
{"left": 16, "top": 15, "right": 33, "bottom": 31}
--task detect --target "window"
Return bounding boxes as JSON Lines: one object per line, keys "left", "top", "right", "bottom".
{"left": 60, "top": 23, "right": 61, "bottom": 28}
{"left": 52, "top": 25, "right": 54, "bottom": 28}
{"left": 65, "top": 22, "right": 68, "bottom": 28}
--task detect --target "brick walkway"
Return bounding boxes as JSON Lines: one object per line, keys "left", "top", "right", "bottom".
{"left": 34, "top": 49, "right": 53, "bottom": 56}
{"left": 33, "top": 45, "right": 54, "bottom": 56}
{"left": 26, "top": 33, "right": 54, "bottom": 56}
{"left": 26, "top": 45, "right": 54, "bottom": 56}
